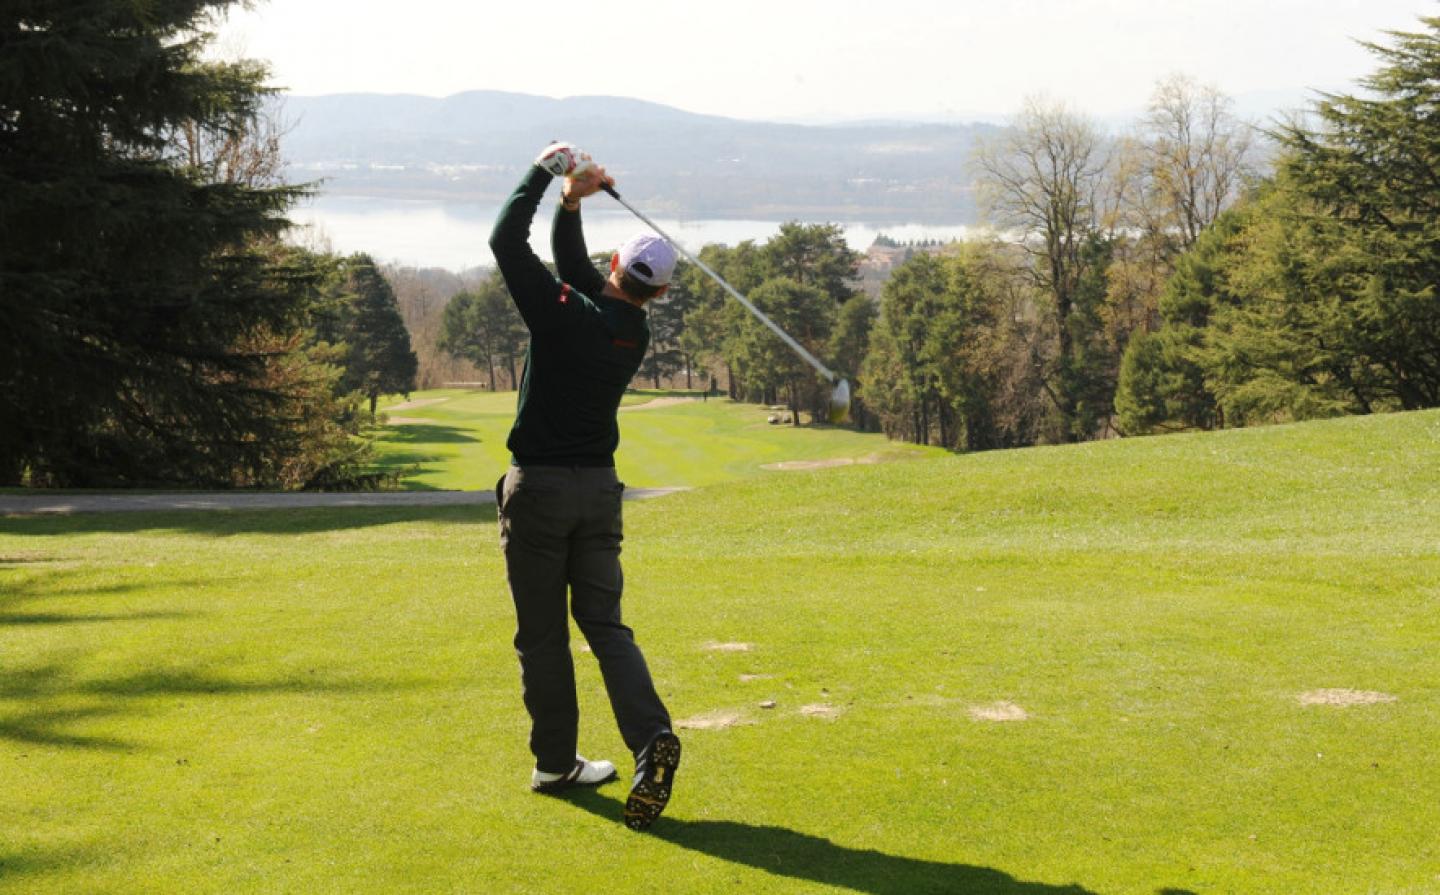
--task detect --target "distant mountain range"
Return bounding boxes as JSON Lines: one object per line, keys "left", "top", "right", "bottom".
{"left": 279, "top": 91, "right": 1001, "bottom": 221}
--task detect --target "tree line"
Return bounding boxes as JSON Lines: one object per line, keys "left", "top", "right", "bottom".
{"left": 8, "top": 5, "right": 1433, "bottom": 489}
{"left": 435, "top": 17, "right": 1440, "bottom": 451}
{"left": 1, "top": 3, "right": 417, "bottom": 488}
{"left": 1117, "top": 18, "right": 1440, "bottom": 430}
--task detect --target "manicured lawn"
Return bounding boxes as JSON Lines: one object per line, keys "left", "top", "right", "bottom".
{"left": 2, "top": 409, "right": 1437, "bottom": 893}
{"left": 373, "top": 388, "right": 938, "bottom": 491}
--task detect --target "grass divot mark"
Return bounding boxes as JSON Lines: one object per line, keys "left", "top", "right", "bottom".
{"left": 799, "top": 703, "right": 842, "bottom": 720}
{"left": 738, "top": 674, "right": 772, "bottom": 682}
{"left": 676, "top": 710, "right": 749, "bottom": 730}
{"left": 703, "top": 642, "right": 753, "bottom": 653}
{"left": 969, "top": 702, "right": 1029, "bottom": 722}
{"left": 1298, "top": 689, "right": 1397, "bottom": 707}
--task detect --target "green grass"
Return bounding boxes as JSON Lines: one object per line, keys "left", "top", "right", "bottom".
{"left": 3, "top": 409, "right": 1439, "bottom": 893}
{"left": 373, "top": 387, "right": 937, "bottom": 491}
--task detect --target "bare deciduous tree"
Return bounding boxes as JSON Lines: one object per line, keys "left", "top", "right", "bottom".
{"left": 973, "top": 96, "right": 1112, "bottom": 439}
{"left": 1130, "top": 74, "right": 1258, "bottom": 253}
{"left": 168, "top": 59, "right": 292, "bottom": 189}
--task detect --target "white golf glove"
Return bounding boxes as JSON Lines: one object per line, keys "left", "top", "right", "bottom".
{"left": 535, "top": 142, "right": 596, "bottom": 178}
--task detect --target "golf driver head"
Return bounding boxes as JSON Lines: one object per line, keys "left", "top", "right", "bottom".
{"left": 827, "top": 378, "right": 851, "bottom": 424}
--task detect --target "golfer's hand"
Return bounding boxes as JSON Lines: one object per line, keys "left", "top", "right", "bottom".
{"left": 535, "top": 142, "right": 595, "bottom": 179}
{"left": 562, "top": 164, "right": 613, "bottom": 204}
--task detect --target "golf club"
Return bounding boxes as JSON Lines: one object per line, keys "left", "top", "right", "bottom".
{"left": 601, "top": 183, "right": 852, "bottom": 424}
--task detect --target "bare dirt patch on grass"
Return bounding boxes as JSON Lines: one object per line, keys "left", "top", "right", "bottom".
{"left": 762, "top": 451, "right": 921, "bottom": 472}
{"left": 738, "top": 674, "right": 772, "bottom": 682}
{"left": 799, "top": 703, "right": 843, "bottom": 720}
{"left": 384, "top": 416, "right": 432, "bottom": 425}
{"left": 1298, "top": 689, "right": 1397, "bottom": 707}
{"left": 703, "top": 642, "right": 753, "bottom": 653}
{"left": 675, "top": 710, "right": 749, "bottom": 730}
{"left": 969, "top": 701, "right": 1029, "bottom": 722}
{"left": 763, "top": 458, "right": 857, "bottom": 471}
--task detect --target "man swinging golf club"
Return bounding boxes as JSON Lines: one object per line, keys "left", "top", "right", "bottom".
{"left": 490, "top": 142, "right": 680, "bottom": 831}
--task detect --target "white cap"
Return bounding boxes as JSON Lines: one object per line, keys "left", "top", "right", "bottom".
{"left": 617, "top": 234, "right": 677, "bottom": 287}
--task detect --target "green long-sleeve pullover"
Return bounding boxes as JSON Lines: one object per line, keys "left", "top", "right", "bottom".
{"left": 489, "top": 166, "right": 650, "bottom": 467}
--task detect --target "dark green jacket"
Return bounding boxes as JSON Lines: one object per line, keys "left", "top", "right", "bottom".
{"left": 489, "top": 166, "right": 650, "bottom": 467}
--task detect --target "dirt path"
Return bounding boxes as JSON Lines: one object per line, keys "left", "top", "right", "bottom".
{"left": 0, "top": 488, "right": 686, "bottom": 516}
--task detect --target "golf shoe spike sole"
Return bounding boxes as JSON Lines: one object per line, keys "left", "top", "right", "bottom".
{"left": 624, "top": 733, "right": 681, "bottom": 831}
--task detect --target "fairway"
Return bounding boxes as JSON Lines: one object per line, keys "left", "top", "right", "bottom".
{"left": 373, "top": 388, "right": 937, "bottom": 490}
{"left": 3, "top": 410, "right": 1438, "bottom": 893}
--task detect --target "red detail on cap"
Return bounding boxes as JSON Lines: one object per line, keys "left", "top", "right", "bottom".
{"left": 558, "top": 283, "right": 571, "bottom": 305}
{"left": 612, "top": 338, "right": 638, "bottom": 349}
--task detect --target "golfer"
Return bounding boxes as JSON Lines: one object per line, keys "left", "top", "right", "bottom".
{"left": 489, "top": 142, "right": 680, "bottom": 831}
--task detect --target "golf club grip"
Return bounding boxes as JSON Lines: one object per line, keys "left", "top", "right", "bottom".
{"left": 600, "top": 186, "right": 837, "bottom": 383}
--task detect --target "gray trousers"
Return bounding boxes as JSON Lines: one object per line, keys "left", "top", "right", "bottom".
{"left": 497, "top": 465, "right": 672, "bottom": 774}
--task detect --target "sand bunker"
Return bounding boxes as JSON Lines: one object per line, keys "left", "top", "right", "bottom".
{"left": 969, "top": 701, "right": 1029, "bottom": 722}
{"left": 799, "top": 703, "right": 842, "bottom": 720}
{"left": 1298, "top": 689, "right": 1397, "bottom": 707}
{"left": 703, "top": 642, "right": 753, "bottom": 653}
{"left": 676, "top": 710, "right": 748, "bottom": 730}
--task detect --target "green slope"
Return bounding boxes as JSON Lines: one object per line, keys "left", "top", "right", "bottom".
{"left": 2, "top": 410, "right": 1437, "bottom": 894}
{"left": 374, "top": 388, "right": 939, "bottom": 490}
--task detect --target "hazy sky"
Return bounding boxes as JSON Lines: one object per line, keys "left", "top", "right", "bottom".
{"left": 217, "top": 0, "right": 1436, "bottom": 122}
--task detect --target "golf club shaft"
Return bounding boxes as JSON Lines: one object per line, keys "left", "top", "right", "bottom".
{"left": 601, "top": 184, "right": 838, "bottom": 383}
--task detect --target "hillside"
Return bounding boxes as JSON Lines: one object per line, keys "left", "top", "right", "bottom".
{"left": 279, "top": 90, "right": 997, "bottom": 219}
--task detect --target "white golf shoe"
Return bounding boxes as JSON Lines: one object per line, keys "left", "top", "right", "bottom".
{"left": 530, "top": 755, "right": 618, "bottom": 793}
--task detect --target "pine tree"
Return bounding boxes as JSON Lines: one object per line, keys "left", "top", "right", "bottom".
{"left": 1271, "top": 15, "right": 1440, "bottom": 410}
{"left": 0, "top": 3, "right": 328, "bottom": 486}
{"left": 325, "top": 254, "right": 418, "bottom": 415}
{"left": 437, "top": 272, "right": 526, "bottom": 391}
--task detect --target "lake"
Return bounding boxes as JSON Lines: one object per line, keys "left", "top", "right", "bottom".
{"left": 289, "top": 195, "right": 977, "bottom": 271}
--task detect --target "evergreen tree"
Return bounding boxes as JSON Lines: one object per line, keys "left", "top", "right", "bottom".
{"left": 830, "top": 294, "right": 876, "bottom": 429}
{"left": 0, "top": 2, "right": 329, "bottom": 486}
{"left": 1270, "top": 16, "right": 1440, "bottom": 411}
{"left": 763, "top": 222, "right": 862, "bottom": 302}
{"left": 323, "top": 254, "right": 418, "bottom": 415}
{"left": 437, "top": 272, "right": 526, "bottom": 391}
{"left": 724, "top": 277, "right": 834, "bottom": 424}
{"left": 638, "top": 271, "right": 691, "bottom": 389}
{"left": 862, "top": 254, "right": 945, "bottom": 444}
{"left": 860, "top": 251, "right": 1005, "bottom": 449}
{"left": 1115, "top": 207, "right": 1241, "bottom": 433}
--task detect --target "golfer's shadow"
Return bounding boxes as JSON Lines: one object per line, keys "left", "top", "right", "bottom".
{"left": 560, "top": 790, "right": 1105, "bottom": 895}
